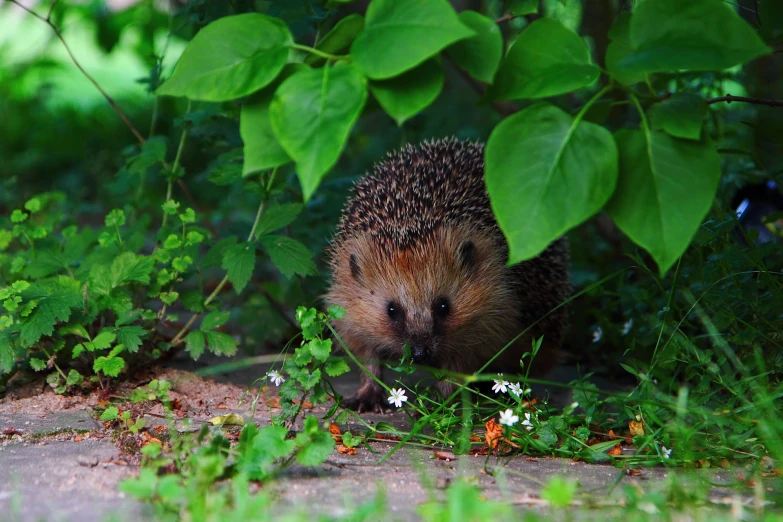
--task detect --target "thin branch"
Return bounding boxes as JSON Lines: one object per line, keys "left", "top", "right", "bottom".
{"left": 495, "top": 13, "right": 524, "bottom": 24}
{"left": 706, "top": 94, "right": 783, "bottom": 108}
{"left": 8, "top": 0, "right": 146, "bottom": 144}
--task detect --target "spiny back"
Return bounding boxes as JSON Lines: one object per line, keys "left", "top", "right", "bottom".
{"left": 335, "top": 138, "right": 501, "bottom": 252}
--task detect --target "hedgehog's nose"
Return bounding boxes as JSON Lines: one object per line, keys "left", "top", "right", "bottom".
{"left": 411, "top": 343, "right": 431, "bottom": 364}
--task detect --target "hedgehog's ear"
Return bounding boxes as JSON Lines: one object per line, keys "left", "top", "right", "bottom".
{"left": 458, "top": 240, "right": 476, "bottom": 270}
{"left": 349, "top": 253, "right": 362, "bottom": 280}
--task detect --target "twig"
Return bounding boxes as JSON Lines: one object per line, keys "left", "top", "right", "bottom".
{"left": 706, "top": 94, "right": 783, "bottom": 108}
{"left": 495, "top": 13, "right": 525, "bottom": 24}
{"left": 8, "top": 0, "right": 146, "bottom": 144}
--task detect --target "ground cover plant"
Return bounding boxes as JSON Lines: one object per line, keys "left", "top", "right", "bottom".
{"left": 1, "top": 0, "right": 782, "bottom": 519}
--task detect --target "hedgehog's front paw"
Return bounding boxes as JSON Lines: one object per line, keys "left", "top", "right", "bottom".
{"left": 341, "top": 388, "right": 388, "bottom": 413}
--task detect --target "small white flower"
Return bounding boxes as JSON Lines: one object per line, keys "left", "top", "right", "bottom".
{"left": 498, "top": 409, "right": 519, "bottom": 427}
{"left": 621, "top": 318, "right": 633, "bottom": 335}
{"left": 267, "top": 370, "right": 285, "bottom": 386}
{"left": 492, "top": 374, "right": 510, "bottom": 394}
{"left": 661, "top": 446, "right": 672, "bottom": 459}
{"left": 508, "top": 382, "right": 523, "bottom": 396}
{"left": 387, "top": 388, "right": 408, "bottom": 408}
{"left": 592, "top": 326, "right": 603, "bottom": 343}
{"left": 520, "top": 412, "right": 535, "bottom": 431}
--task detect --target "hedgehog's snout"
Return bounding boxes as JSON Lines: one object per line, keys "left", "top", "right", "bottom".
{"left": 410, "top": 342, "right": 431, "bottom": 364}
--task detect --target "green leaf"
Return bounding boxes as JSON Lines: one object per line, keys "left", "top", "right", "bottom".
{"left": 185, "top": 330, "right": 205, "bottom": 360}
{"left": 485, "top": 103, "right": 618, "bottom": 263}
{"left": 605, "top": 12, "right": 646, "bottom": 86}
{"left": 221, "top": 243, "right": 256, "bottom": 294}
{"left": 92, "top": 331, "right": 117, "bottom": 350}
{"left": 255, "top": 203, "right": 303, "bottom": 237}
{"left": 295, "top": 423, "right": 335, "bottom": 466}
{"left": 260, "top": 235, "right": 317, "bottom": 279}
{"left": 163, "top": 235, "right": 182, "bottom": 250}
{"left": 297, "top": 368, "right": 322, "bottom": 390}
{"left": 201, "top": 310, "right": 230, "bottom": 331}
{"left": 488, "top": 18, "right": 599, "bottom": 101}
{"left": 605, "top": 129, "right": 720, "bottom": 275}
{"left": 24, "top": 198, "right": 41, "bottom": 213}
{"left": 446, "top": 11, "right": 502, "bottom": 83}
{"left": 350, "top": 0, "right": 473, "bottom": 79}
{"left": 114, "top": 326, "right": 146, "bottom": 353}
{"left": 156, "top": 14, "right": 293, "bottom": 101}
{"left": 94, "top": 355, "right": 125, "bottom": 377}
{"left": 648, "top": 93, "right": 707, "bottom": 140}
{"left": 506, "top": 0, "right": 537, "bottom": 15}
{"left": 269, "top": 64, "right": 367, "bottom": 201}
{"left": 202, "top": 237, "right": 237, "bottom": 269}
{"left": 20, "top": 277, "right": 82, "bottom": 347}
{"left": 66, "top": 369, "right": 84, "bottom": 386}
{"left": 305, "top": 14, "right": 364, "bottom": 66}
{"left": 240, "top": 65, "right": 305, "bottom": 176}
{"left": 204, "top": 331, "right": 237, "bottom": 356}
{"left": 113, "top": 252, "right": 155, "bottom": 286}
{"left": 30, "top": 357, "right": 46, "bottom": 371}
{"left": 308, "top": 338, "right": 332, "bottom": 363}
{"left": 540, "top": 477, "right": 577, "bottom": 508}
{"left": 127, "top": 138, "right": 167, "bottom": 176}
{"left": 105, "top": 209, "right": 125, "bottom": 228}
{"left": 325, "top": 359, "right": 350, "bottom": 377}
{"left": 369, "top": 59, "right": 444, "bottom": 126}
{"left": 101, "top": 406, "right": 120, "bottom": 421}
{"left": 327, "top": 305, "right": 345, "bottom": 320}
{"left": 236, "top": 424, "right": 295, "bottom": 480}
{"left": 618, "top": 0, "right": 771, "bottom": 74}
{"left": 11, "top": 210, "right": 28, "bottom": 223}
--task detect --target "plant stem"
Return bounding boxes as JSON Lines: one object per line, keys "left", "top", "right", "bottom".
{"left": 159, "top": 100, "right": 192, "bottom": 233}
{"left": 168, "top": 168, "right": 276, "bottom": 347}
{"left": 290, "top": 43, "right": 347, "bottom": 62}
{"left": 706, "top": 94, "right": 783, "bottom": 108}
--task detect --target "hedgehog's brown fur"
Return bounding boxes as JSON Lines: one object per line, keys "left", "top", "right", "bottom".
{"left": 325, "top": 138, "right": 571, "bottom": 412}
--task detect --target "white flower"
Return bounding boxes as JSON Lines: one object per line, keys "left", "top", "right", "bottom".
{"left": 571, "top": 402, "right": 579, "bottom": 409}
{"left": 621, "top": 318, "right": 633, "bottom": 335}
{"left": 661, "top": 446, "right": 672, "bottom": 459}
{"left": 267, "top": 370, "right": 285, "bottom": 386}
{"left": 387, "top": 388, "right": 408, "bottom": 408}
{"left": 498, "top": 409, "right": 519, "bottom": 427}
{"left": 508, "top": 382, "right": 522, "bottom": 396}
{"left": 520, "top": 412, "right": 535, "bottom": 431}
{"left": 592, "top": 326, "right": 603, "bottom": 343}
{"left": 492, "top": 374, "right": 510, "bottom": 394}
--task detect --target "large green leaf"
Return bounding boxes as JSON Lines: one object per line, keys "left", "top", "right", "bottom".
{"left": 350, "top": 0, "right": 474, "bottom": 80}
{"left": 240, "top": 65, "right": 305, "bottom": 176}
{"left": 485, "top": 103, "right": 618, "bottom": 264}
{"left": 260, "top": 235, "right": 318, "bottom": 279}
{"left": 488, "top": 18, "right": 599, "bottom": 101}
{"left": 619, "top": 0, "right": 770, "bottom": 74}
{"left": 605, "top": 129, "right": 721, "bottom": 275}
{"left": 648, "top": 93, "right": 707, "bottom": 140}
{"left": 369, "top": 59, "right": 444, "bottom": 126}
{"left": 269, "top": 64, "right": 367, "bottom": 201}
{"left": 305, "top": 14, "right": 364, "bottom": 66}
{"left": 221, "top": 243, "right": 256, "bottom": 294}
{"left": 605, "top": 12, "right": 646, "bottom": 86}
{"left": 446, "top": 11, "right": 502, "bottom": 83}
{"left": 156, "top": 14, "right": 292, "bottom": 101}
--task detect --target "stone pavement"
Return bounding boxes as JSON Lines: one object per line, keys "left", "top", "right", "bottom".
{"left": 0, "top": 362, "right": 777, "bottom": 522}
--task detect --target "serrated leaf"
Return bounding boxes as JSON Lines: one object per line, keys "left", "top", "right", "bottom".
{"left": 92, "top": 331, "right": 117, "bottom": 350}
{"left": 66, "top": 369, "right": 84, "bottom": 386}
{"left": 185, "top": 330, "right": 205, "bottom": 360}
{"left": 370, "top": 59, "right": 444, "bottom": 126}
{"left": 201, "top": 310, "right": 230, "bottom": 331}
{"left": 325, "top": 359, "right": 350, "bottom": 377}
{"left": 269, "top": 64, "right": 367, "bottom": 201}
{"left": 30, "top": 357, "right": 46, "bottom": 371}
{"left": 648, "top": 93, "right": 707, "bottom": 140}
{"left": 605, "top": 129, "right": 720, "bottom": 275}
{"left": 101, "top": 406, "right": 120, "bottom": 421}
{"left": 113, "top": 252, "right": 155, "bottom": 286}
{"left": 350, "top": 0, "right": 473, "bottom": 79}
{"left": 295, "top": 424, "right": 335, "bottom": 466}
{"left": 308, "top": 338, "right": 332, "bottom": 363}
{"left": 488, "top": 18, "right": 599, "bottom": 101}
{"left": 156, "top": 14, "right": 293, "bottom": 101}
{"left": 221, "top": 243, "right": 256, "bottom": 294}
{"left": 255, "top": 204, "right": 303, "bottom": 237}
{"left": 19, "top": 277, "right": 82, "bottom": 347}
{"left": 113, "top": 325, "right": 146, "bottom": 354}
{"left": 94, "top": 356, "right": 125, "bottom": 377}
{"left": 202, "top": 237, "right": 238, "bottom": 269}
{"left": 0, "top": 334, "right": 14, "bottom": 373}
{"left": 618, "top": 0, "right": 771, "bottom": 75}
{"left": 204, "top": 331, "right": 237, "bottom": 356}
{"left": 446, "top": 11, "right": 502, "bottom": 83}
{"left": 485, "top": 103, "right": 618, "bottom": 263}
{"left": 260, "top": 236, "right": 317, "bottom": 279}
{"left": 297, "top": 368, "right": 321, "bottom": 390}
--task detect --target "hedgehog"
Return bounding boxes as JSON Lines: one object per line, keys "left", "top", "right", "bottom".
{"left": 325, "top": 138, "right": 571, "bottom": 412}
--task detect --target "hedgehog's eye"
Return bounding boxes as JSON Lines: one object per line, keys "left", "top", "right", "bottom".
{"left": 387, "top": 301, "right": 401, "bottom": 321}
{"left": 433, "top": 297, "right": 450, "bottom": 319}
